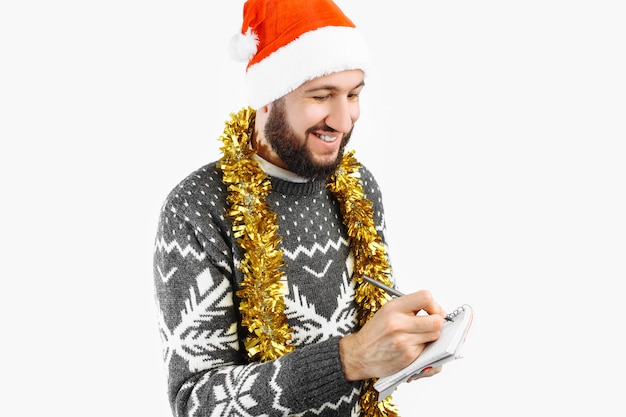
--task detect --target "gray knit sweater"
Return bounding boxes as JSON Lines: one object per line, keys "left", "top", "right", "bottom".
{"left": 153, "top": 160, "right": 389, "bottom": 417}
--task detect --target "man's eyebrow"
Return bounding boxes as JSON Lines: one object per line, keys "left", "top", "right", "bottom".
{"left": 303, "top": 81, "right": 365, "bottom": 94}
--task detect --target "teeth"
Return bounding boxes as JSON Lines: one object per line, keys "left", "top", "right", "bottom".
{"left": 318, "top": 134, "right": 335, "bottom": 142}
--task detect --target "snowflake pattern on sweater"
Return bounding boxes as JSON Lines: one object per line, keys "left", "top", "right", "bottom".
{"left": 153, "top": 161, "right": 390, "bottom": 417}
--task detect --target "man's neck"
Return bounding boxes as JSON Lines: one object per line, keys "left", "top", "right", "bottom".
{"left": 252, "top": 154, "right": 309, "bottom": 183}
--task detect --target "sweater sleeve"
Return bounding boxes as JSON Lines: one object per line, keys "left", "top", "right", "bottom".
{"left": 153, "top": 191, "right": 360, "bottom": 417}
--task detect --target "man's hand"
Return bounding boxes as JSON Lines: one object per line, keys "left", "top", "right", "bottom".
{"left": 339, "top": 290, "right": 446, "bottom": 381}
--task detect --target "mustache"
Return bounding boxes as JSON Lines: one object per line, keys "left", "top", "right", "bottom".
{"left": 305, "top": 122, "right": 353, "bottom": 136}
{"left": 306, "top": 123, "right": 336, "bottom": 135}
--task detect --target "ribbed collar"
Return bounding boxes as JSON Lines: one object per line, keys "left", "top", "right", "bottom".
{"left": 252, "top": 154, "right": 326, "bottom": 196}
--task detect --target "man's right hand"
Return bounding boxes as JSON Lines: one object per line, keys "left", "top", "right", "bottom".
{"left": 339, "top": 290, "right": 446, "bottom": 382}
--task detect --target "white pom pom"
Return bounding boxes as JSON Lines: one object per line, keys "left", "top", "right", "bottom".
{"left": 229, "top": 31, "right": 259, "bottom": 62}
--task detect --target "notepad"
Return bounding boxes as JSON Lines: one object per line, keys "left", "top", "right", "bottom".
{"left": 374, "top": 304, "right": 474, "bottom": 400}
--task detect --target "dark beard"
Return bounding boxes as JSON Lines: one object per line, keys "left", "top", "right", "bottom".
{"left": 264, "top": 98, "right": 352, "bottom": 180}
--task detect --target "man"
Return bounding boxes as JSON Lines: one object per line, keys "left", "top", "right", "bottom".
{"left": 153, "top": 1, "right": 446, "bottom": 416}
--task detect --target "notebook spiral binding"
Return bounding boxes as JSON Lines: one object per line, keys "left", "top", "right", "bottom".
{"left": 445, "top": 304, "right": 468, "bottom": 321}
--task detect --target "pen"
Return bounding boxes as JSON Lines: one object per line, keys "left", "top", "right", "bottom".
{"left": 361, "top": 275, "right": 454, "bottom": 321}
{"left": 361, "top": 275, "right": 405, "bottom": 297}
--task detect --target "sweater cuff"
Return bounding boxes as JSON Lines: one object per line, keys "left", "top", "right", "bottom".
{"left": 279, "top": 336, "right": 360, "bottom": 411}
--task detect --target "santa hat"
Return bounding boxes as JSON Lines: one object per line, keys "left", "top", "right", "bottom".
{"left": 230, "top": 0, "right": 370, "bottom": 108}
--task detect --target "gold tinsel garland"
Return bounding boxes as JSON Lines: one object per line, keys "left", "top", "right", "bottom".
{"left": 218, "top": 107, "right": 398, "bottom": 416}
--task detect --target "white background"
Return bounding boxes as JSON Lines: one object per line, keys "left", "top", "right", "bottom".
{"left": 1, "top": 1, "right": 625, "bottom": 416}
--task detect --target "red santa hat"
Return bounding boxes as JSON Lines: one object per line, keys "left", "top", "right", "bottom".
{"left": 230, "top": 0, "right": 370, "bottom": 108}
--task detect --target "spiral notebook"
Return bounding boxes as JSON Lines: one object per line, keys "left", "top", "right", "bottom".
{"left": 374, "top": 304, "right": 474, "bottom": 400}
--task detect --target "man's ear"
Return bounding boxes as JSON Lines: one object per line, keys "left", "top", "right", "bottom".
{"left": 258, "top": 103, "right": 271, "bottom": 114}
{"left": 254, "top": 103, "right": 271, "bottom": 128}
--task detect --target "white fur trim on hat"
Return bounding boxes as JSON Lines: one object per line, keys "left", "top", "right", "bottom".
{"left": 245, "top": 26, "right": 370, "bottom": 108}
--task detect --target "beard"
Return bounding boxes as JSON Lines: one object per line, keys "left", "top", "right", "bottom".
{"left": 264, "top": 98, "right": 353, "bottom": 181}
